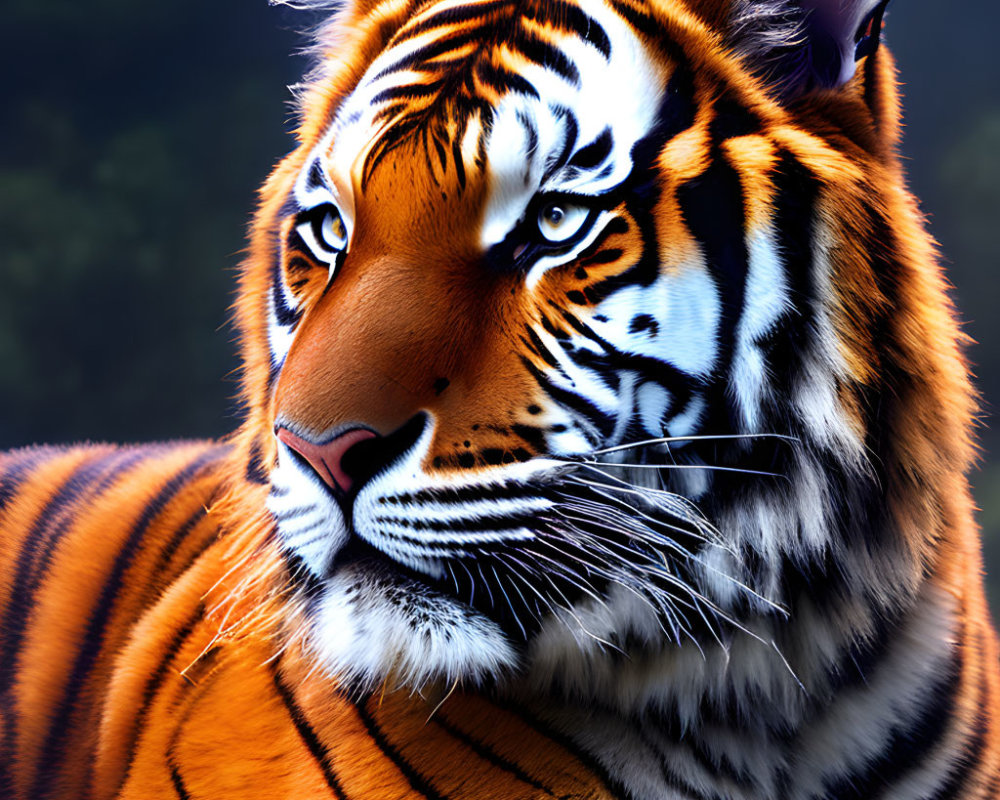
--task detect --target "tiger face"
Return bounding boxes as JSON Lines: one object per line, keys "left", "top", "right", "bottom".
{"left": 258, "top": 0, "right": 893, "bottom": 695}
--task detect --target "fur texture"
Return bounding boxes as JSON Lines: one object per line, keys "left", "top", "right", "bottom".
{"left": 1, "top": 0, "right": 998, "bottom": 798}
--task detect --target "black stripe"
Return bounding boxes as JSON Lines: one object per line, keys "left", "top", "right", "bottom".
{"left": 540, "top": 105, "right": 579, "bottom": 183}
{"left": 580, "top": 68, "right": 695, "bottom": 307}
{"left": 397, "top": 0, "right": 512, "bottom": 41}
{"left": 431, "top": 712, "right": 561, "bottom": 797}
{"left": 370, "top": 80, "right": 442, "bottom": 107}
{"left": 579, "top": 247, "right": 624, "bottom": 267}
{"left": 271, "top": 666, "right": 350, "bottom": 800}
{"left": 924, "top": 630, "right": 991, "bottom": 800}
{"left": 160, "top": 664, "right": 225, "bottom": 800}
{"left": 452, "top": 134, "right": 467, "bottom": 190}
{"left": 824, "top": 640, "right": 961, "bottom": 799}
{"left": 373, "top": 29, "right": 480, "bottom": 82}
{"left": 605, "top": 0, "right": 655, "bottom": 42}
{"left": 30, "top": 447, "right": 225, "bottom": 800}
{"left": 0, "top": 447, "right": 151, "bottom": 796}
{"left": 0, "top": 450, "right": 126, "bottom": 690}
{"left": 861, "top": 36, "right": 882, "bottom": 129}
{"left": 245, "top": 437, "right": 270, "bottom": 484}
{"left": 117, "top": 605, "right": 205, "bottom": 792}
{"left": 306, "top": 158, "right": 327, "bottom": 192}
{"left": 271, "top": 254, "right": 302, "bottom": 328}
{"left": 633, "top": 727, "right": 719, "bottom": 800}
{"left": 707, "top": 94, "right": 761, "bottom": 142}
{"left": 21, "top": 449, "right": 157, "bottom": 591}
{"left": 514, "top": 30, "right": 580, "bottom": 86}
{"left": 355, "top": 697, "right": 447, "bottom": 800}
{"left": 522, "top": 326, "right": 562, "bottom": 369}
{"left": 676, "top": 149, "right": 749, "bottom": 436}
{"left": 147, "top": 504, "right": 211, "bottom": 582}
{"left": 509, "top": 423, "right": 547, "bottom": 453}
{"left": 523, "top": 0, "right": 610, "bottom": 58}
{"left": 169, "top": 765, "right": 193, "bottom": 800}
{"left": 0, "top": 447, "right": 48, "bottom": 511}
{"left": 515, "top": 110, "right": 540, "bottom": 165}
{"left": 474, "top": 60, "right": 539, "bottom": 99}
{"left": 540, "top": 311, "right": 571, "bottom": 340}
{"left": 569, "top": 128, "right": 613, "bottom": 171}
{"left": 521, "top": 356, "right": 616, "bottom": 439}
{"left": 556, "top": 308, "right": 701, "bottom": 403}
{"left": 755, "top": 149, "right": 818, "bottom": 384}
{"left": 684, "top": 732, "right": 759, "bottom": 793}
{"left": 0, "top": 448, "right": 70, "bottom": 798}
{"left": 678, "top": 152, "right": 748, "bottom": 381}
{"left": 499, "top": 703, "right": 626, "bottom": 799}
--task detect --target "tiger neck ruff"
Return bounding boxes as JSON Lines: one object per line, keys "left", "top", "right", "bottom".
{"left": 2, "top": 0, "right": 998, "bottom": 798}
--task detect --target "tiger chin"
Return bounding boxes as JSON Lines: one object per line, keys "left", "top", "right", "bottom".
{"left": 3, "top": 0, "right": 1000, "bottom": 797}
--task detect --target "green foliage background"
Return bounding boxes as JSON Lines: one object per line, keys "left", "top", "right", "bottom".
{"left": 1, "top": 2, "right": 998, "bottom": 607}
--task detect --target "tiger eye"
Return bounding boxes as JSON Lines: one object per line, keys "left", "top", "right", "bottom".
{"left": 537, "top": 201, "right": 590, "bottom": 243}
{"left": 543, "top": 205, "right": 565, "bottom": 225}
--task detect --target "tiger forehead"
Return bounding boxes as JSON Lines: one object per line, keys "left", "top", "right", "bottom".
{"left": 323, "top": 0, "right": 667, "bottom": 209}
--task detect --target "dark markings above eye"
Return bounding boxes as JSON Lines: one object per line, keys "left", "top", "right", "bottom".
{"left": 517, "top": 111, "right": 540, "bottom": 161}
{"left": 542, "top": 105, "right": 579, "bottom": 182}
{"left": 306, "top": 160, "right": 327, "bottom": 191}
{"left": 568, "top": 128, "right": 613, "bottom": 170}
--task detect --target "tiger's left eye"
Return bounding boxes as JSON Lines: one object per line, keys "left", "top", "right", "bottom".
{"left": 537, "top": 202, "right": 590, "bottom": 244}
{"left": 296, "top": 203, "right": 348, "bottom": 263}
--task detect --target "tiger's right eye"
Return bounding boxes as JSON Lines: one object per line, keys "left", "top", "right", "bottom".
{"left": 537, "top": 201, "right": 591, "bottom": 244}
{"left": 296, "top": 204, "right": 348, "bottom": 273}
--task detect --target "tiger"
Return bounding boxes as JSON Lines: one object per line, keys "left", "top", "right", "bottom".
{"left": 1, "top": 0, "right": 998, "bottom": 797}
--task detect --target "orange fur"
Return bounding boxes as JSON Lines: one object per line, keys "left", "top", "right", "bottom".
{"left": 2, "top": 0, "right": 998, "bottom": 796}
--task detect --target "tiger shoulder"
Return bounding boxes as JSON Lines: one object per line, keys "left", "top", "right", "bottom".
{"left": 2, "top": 0, "right": 998, "bottom": 798}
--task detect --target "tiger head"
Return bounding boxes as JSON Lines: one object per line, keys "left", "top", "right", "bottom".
{"left": 233, "top": 0, "right": 975, "bottom": 704}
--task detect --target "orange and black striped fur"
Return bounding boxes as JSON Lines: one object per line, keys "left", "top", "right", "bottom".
{"left": 2, "top": 0, "right": 998, "bottom": 797}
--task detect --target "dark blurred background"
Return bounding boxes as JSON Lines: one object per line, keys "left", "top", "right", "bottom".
{"left": 1, "top": 1, "right": 997, "bottom": 607}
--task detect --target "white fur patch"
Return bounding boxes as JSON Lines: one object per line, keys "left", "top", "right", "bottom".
{"left": 588, "top": 262, "right": 722, "bottom": 378}
{"left": 268, "top": 440, "right": 348, "bottom": 575}
{"left": 480, "top": 0, "right": 665, "bottom": 247}
{"left": 310, "top": 564, "right": 518, "bottom": 690}
{"left": 731, "top": 229, "right": 792, "bottom": 430}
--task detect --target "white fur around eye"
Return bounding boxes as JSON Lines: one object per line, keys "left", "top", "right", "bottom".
{"left": 538, "top": 202, "right": 590, "bottom": 243}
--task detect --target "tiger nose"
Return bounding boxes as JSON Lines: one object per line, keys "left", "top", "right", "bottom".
{"left": 275, "top": 427, "right": 377, "bottom": 493}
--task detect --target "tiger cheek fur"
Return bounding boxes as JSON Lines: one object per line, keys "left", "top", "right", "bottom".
{"left": 3, "top": 0, "right": 1000, "bottom": 798}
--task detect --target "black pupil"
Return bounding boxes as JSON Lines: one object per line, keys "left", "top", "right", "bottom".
{"left": 545, "top": 206, "right": 565, "bottom": 225}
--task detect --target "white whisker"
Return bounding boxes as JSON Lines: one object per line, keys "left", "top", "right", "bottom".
{"left": 580, "top": 460, "right": 784, "bottom": 478}
{"left": 586, "top": 432, "right": 799, "bottom": 457}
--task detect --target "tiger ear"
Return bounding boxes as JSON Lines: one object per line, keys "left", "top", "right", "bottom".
{"left": 731, "top": 0, "right": 891, "bottom": 97}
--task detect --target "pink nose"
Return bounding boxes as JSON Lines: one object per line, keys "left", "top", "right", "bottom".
{"left": 276, "top": 427, "right": 377, "bottom": 493}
